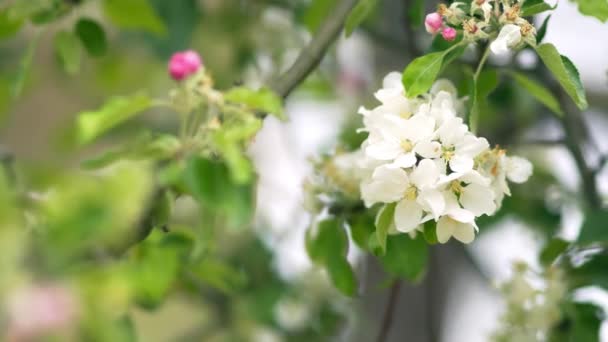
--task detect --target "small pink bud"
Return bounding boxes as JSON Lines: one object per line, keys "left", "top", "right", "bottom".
{"left": 425, "top": 13, "right": 443, "bottom": 34}
{"left": 441, "top": 27, "right": 457, "bottom": 41}
{"left": 168, "top": 50, "right": 202, "bottom": 81}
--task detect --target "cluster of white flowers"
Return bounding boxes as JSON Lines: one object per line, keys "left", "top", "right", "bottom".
{"left": 357, "top": 72, "right": 532, "bottom": 244}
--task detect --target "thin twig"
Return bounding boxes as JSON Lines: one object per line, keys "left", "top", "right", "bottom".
{"left": 270, "top": 0, "right": 359, "bottom": 99}
{"left": 376, "top": 280, "right": 402, "bottom": 342}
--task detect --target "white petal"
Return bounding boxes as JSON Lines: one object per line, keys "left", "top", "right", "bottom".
{"left": 391, "top": 152, "right": 417, "bottom": 168}
{"left": 459, "top": 170, "right": 491, "bottom": 186}
{"left": 449, "top": 155, "right": 474, "bottom": 173}
{"left": 491, "top": 24, "right": 521, "bottom": 55}
{"left": 417, "top": 188, "right": 445, "bottom": 220}
{"left": 506, "top": 156, "right": 533, "bottom": 183}
{"left": 394, "top": 199, "right": 423, "bottom": 233}
{"left": 383, "top": 71, "right": 403, "bottom": 89}
{"left": 447, "top": 207, "right": 476, "bottom": 224}
{"left": 456, "top": 135, "right": 489, "bottom": 158}
{"left": 460, "top": 183, "right": 497, "bottom": 216}
{"left": 436, "top": 216, "right": 456, "bottom": 243}
{"left": 365, "top": 140, "right": 401, "bottom": 160}
{"left": 403, "top": 114, "right": 435, "bottom": 142}
{"left": 414, "top": 140, "right": 442, "bottom": 159}
{"left": 411, "top": 159, "right": 440, "bottom": 188}
{"left": 452, "top": 221, "right": 476, "bottom": 244}
{"left": 436, "top": 117, "right": 467, "bottom": 146}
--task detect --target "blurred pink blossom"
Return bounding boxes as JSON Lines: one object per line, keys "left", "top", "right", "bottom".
{"left": 168, "top": 50, "right": 202, "bottom": 81}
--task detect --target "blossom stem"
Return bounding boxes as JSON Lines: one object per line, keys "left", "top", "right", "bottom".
{"left": 474, "top": 45, "right": 491, "bottom": 81}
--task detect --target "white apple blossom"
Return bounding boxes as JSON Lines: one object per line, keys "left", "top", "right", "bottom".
{"left": 354, "top": 72, "right": 533, "bottom": 244}
{"left": 490, "top": 24, "right": 522, "bottom": 55}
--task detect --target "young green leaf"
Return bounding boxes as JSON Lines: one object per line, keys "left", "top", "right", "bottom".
{"left": 403, "top": 43, "right": 465, "bottom": 98}
{"left": 344, "top": 0, "right": 379, "bottom": 37}
{"left": 102, "top": 0, "right": 167, "bottom": 36}
{"left": 224, "top": 87, "right": 285, "bottom": 120}
{"left": 422, "top": 221, "right": 438, "bottom": 245}
{"left": 402, "top": 51, "right": 444, "bottom": 98}
{"left": 536, "top": 14, "right": 551, "bottom": 44}
{"left": 74, "top": 93, "right": 151, "bottom": 145}
{"left": 75, "top": 18, "right": 107, "bottom": 57}
{"left": 375, "top": 203, "right": 396, "bottom": 255}
{"left": 571, "top": 0, "right": 608, "bottom": 22}
{"left": 508, "top": 71, "right": 564, "bottom": 116}
{"left": 535, "top": 43, "right": 587, "bottom": 110}
{"left": 54, "top": 30, "right": 81, "bottom": 75}
{"left": 577, "top": 210, "right": 608, "bottom": 245}
{"left": 521, "top": 0, "right": 556, "bottom": 16}
{"left": 378, "top": 234, "right": 428, "bottom": 282}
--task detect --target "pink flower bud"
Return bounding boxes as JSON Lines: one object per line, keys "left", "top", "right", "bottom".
{"left": 425, "top": 13, "right": 443, "bottom": 34}
{"left": 441, "top": 27, "right": 457, "bottom": 41}
{"left": 168, "top": 50, "right": 202, "bottom": 81}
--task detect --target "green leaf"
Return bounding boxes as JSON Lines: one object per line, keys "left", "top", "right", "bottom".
{"left": 102, "top": 0, "right": 167, "bottom": 36}
{"left": 378, "top": 234, "right": 428, "bottom": 282}
{"left": 553, "top": 302, "right": 604, "bottom": 342}
{"left": 402, "top": 43, "right": 465, "bottom": 98}
{"left": 375, "top": 203, "right": 396, "bottom": 255}
{"left": 0, "top": 10, "right": 24, "bottom": 39}
{"left": 81, "top": 133, "right": 181, "bottom": 169}
{"left": 12, "top": 32, "right": 39, "bottom": 98}
{"left": 539, "top": 238, "right": 569, "bottom": 266}
{"left": 326, "top": 257, "right": 357, "bottom": 296}
{"left": 344, "top": 0, "right": 379, "bottom": 37}
{"left": 130, "top": 237, "right": 181, "bottom": 309}
{"left": 306, "top": 218, "right": 357, "bottom": 296}
{"left": 536, "top": 14, "right": 551, "bottom": 44}
{"left": 521, "top": 0, "right": 555, "bottom": 16}
{"left": 191, "top": 259, "right": 248, "bottom": 294}
{"left": 183, "top": 157, "right": 254, "bottom": 227}
{"left": 74, "top": 93, "right": 152, "bottom": 145}
{"left": 569, "top": 254, "right": 608, "bottom": 290}
{"left": 577, "top": 210, "right": 608, "bottom": 245}
{"left": 53, "top": 30, "right": 81, "bottom": 75}
{"left": 571, "top": 0, "right": 608, "bottom": 22}
{"left": 535, "top": 43, "right": 587, "bottom": 110}
{"left": 422, "top": 221, "right": 438, "bottom": 245}
{"left": 75, "top": 18, "right": 108, "bottom": 57}
{"left": 348, "top": 212, "right": 375, "bottom": 251}
{"left": 224, "top": 86, "right": 285, "bottom": 120}
{"left": 508, "top": 71, "right": 564, "bottom": 116}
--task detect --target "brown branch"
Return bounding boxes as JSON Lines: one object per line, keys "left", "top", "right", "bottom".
{"left": 376, "top": 280, "right": 402, "bottom": 342}
{"left": 270, "top": 0, "right": 359, "bottom": 98}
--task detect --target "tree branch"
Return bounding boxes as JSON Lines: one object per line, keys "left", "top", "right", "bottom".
{"left": 270, "top": 0, "right": 359, "bottom": 98}
{"left": 376, "top": 280, "right": 402, "bottom": 342}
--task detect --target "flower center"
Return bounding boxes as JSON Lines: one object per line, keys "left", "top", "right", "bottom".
{"left": 450, "top": 180, "right": 463, "bottom": 194}
{"left": 401, "top": 140, "right": 414, "bottom": 152}
{"left": 404, "top": 185, "right": 418, "bottom": 200}
{"left": 442, "top": 146, "right": 455, "bottom": 160}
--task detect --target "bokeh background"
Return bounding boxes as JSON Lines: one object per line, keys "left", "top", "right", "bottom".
{"left": 2, "top": 0, "right": 608, "bottom": 341}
